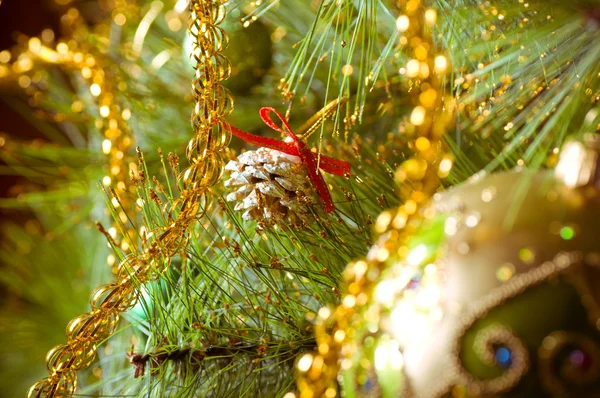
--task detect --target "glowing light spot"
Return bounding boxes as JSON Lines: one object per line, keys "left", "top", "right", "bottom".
{"left": 81, "top": 67, "right": 92, "bottom": 79}
{"left": 518, "top": 248, "right": 535, "bottom": 264}
{"left": 28, "top": 38, "right": 42, "bottom": 53}
{"left": 114, "top": 13, "right": 127, "bottom": 26}
{"left": 318, "top": 307, "right": 331, "bottom": 320}
{"left": 167, "top": 16, "right": 183, "bottom": 31}
{"left": 90, "top": 83, "right": 102, "bottom": 96}
{"left": 334, "top": 330, "right": 346, "bottom": 343}
{"left": 496, "top": 263, "right": 515, "bottom": 281}
{"left": 465, "top": 212, "right": 480, "bottom": 228}
{"left": 375, "top": 211, "right": 392, "bottom": 233}
{"left": 415, "top": 137, "right": 430, "bottom": 152}
{"left": 0, "top": 51, "right": 11, "bottom": 63}
{"left": 407, "top": 244, "right": 428, "bottom": 266}
{"left": 445, "top": 217, "right": 458, "bottom": 236}
{"left": 56, "top": 43, "right": 69, "bottom": 54}
{"left": 297, "top": 354, "right": 313, "bottom": 372}
{"left": 174, "top": 0, "right": 188, "bottom": 13}
{"left": 375, "top": 279, "right": 396, "bottom": 305}
{"left": 18, "top": 75, "right": 31, "bottom": 88}
{"left": 406, "top": 59, "right": 420, "bottom": 78}
{"left": 555, "top": 142, "right": 584, "bottom": 187}
{"left": 438, "top": 157, "right": 453, "bottom": 176}
{"left": 396, "top": 15, "right": 410, "bottom": 32}
{"left": 100, "top": 105, "right": 110, "bottom": 117}
{"left": 393, "top": 212, "right": 407, "bottom": 229}
{"left": 481, "top": 187, "right": 496, "bottom": 202}
{"left": 424, "top": 9, "right": 437, "bottom": 25}
{"left": 353, "top": 261, "right": 368, "bottom": 279}
{"left": 102, "top": 176, "right": 112, "bottom": 186}
{"left": 341, "top": 64, "right": 354, "bottom": 76}
{"left": 434, "top": 55, "right": 447, "bottom": 73}
{"left": 410, "top": 106, "right": 426, "bottom": 126}
{"left": 404, "top": 200, "right": 417, "bottom": 214}
{"left": 560, "top": 226, "right": 575, "bottom": 240}
{"left": 343, "top": 294, "right": 356, "bottom": 308}
{"left": 374, "top": 340, "right": 404, "bottom": 371}
{"left": 376, "top": 247, "right": 390, "bottom": 262}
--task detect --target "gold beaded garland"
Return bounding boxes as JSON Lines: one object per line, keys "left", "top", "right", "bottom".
{"left": 296, "top": 0, "right": 454, "bottom": 396}
{"left": 27, "top": 1, "right": 233, "bottom": 397}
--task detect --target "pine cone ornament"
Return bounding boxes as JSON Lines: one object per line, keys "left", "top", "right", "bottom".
{"left": 224, "top": 147, "right": 321, "bottom": 228}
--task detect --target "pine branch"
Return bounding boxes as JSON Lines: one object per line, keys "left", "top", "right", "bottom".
{"left": 127, "top": 339, "right": 316, "bottom": 379}
{"left": 439, "top": 0, "right": 600, "bottom": 179}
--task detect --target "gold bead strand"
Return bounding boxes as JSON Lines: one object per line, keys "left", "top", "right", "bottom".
{"left": 296, "top": 1, "right": 454, "bottom": 397}
{"left": 28, "top": 1, "right": 233, "bottom": 397}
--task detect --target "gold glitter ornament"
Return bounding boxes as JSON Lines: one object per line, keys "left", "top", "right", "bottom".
{"left": 225, "top": 147, "right": 321, "bottom": 228}
{"left": 333, "top": 135, "right": 600, "bottom": 398}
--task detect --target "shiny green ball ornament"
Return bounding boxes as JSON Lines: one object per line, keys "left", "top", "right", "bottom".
{"left": 222, "top": 19, "right": 273, "bottom": 96}
{"left": 341, "top": 135, "right": 600, "bottom": 397}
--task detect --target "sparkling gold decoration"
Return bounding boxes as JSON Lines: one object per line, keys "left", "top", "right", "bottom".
{"left": 28, "top": 1, "right": 233, "bottom": 396}
{"left": 299, "top": 124, "right": 600, "bottom": 396}
{"left": 555, "top": 133, "right": 600, "bottom": 189}
{"left": 369, "top": 137, "right": 600, "bottom": 396}
{"left": 296, "top": 0, "right": 454, "bottom": 396}
{"left": 0, "top": 9, "right": 137, "bottom": 270}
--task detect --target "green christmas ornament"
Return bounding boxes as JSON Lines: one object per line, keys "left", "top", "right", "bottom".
{"left": 340, "top": 135, "right": 600, "bottom": 397}
{"left": 184, "top": 18, "right": 272, "bottom": 96}
{"left": 223, "top": 19, "right": 272, "bottom": 95}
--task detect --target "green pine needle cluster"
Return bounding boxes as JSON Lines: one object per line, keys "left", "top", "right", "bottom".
{"left": 0, "top": 0, "right": 599, "bottom": 397}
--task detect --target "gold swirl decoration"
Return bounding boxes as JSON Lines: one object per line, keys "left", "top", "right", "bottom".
{"left": 27, "top": 1, "right": 233, "bottom": 396}
{"left": 296, "top": 0, "right": 454, "bottom": 396}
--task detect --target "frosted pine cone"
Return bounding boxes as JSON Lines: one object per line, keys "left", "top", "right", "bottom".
{"left": 224, "top": 147, "right": 321, "bottom": 228}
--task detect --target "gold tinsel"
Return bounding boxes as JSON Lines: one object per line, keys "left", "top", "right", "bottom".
{"left": 28, "top": 1, "right": 233, "bottom": 396}
{"left": 296, "top": 0, "right": 455, "bottom": 396}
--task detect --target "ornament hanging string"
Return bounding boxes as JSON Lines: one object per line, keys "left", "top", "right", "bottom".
{"left": 224, "top": 107, "right": 351, "bottom": 213}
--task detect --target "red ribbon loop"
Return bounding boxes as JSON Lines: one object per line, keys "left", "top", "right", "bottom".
{"left": 224, "top": 107, "right": 350, "bottom": 213}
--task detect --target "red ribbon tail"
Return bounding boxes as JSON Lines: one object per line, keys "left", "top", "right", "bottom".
{"left": 297, "top": 146, "right": 336, "bottom": 213}
{"left": 316, "top": 155, "right": 351, "bottom": 176}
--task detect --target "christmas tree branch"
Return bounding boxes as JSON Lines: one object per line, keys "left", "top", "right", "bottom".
{"left": 127, "top": 339, "right": 317, "bottom": 379}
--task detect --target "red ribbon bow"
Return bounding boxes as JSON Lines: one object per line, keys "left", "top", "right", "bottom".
{"left": 224, "top": 107, "right": 350, "bottom": 213}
